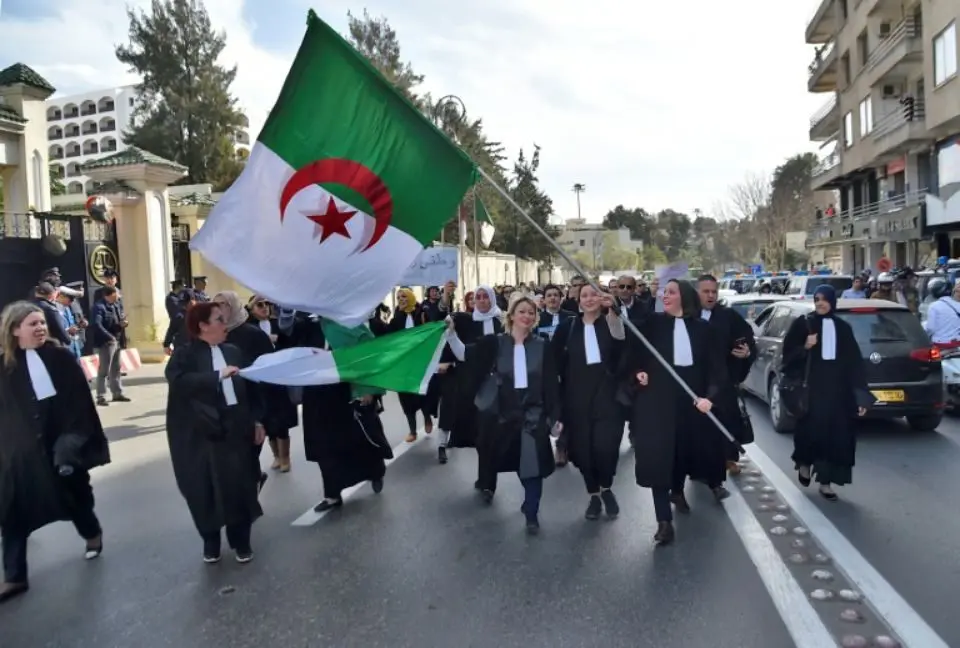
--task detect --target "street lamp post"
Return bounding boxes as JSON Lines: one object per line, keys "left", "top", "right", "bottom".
{"left": 431, "top": 94, "right": 477, "bottom": 290}
{"left": 572, "top": 183, "right": 586, "bottom": 220}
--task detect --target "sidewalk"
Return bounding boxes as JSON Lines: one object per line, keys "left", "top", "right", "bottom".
{"left": 90, "top": 362, "right": 169, "bottom": 442}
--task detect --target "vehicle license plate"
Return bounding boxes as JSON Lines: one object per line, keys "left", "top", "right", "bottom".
{"left": 871, "top": 390, "right": 905, "bottom": 403}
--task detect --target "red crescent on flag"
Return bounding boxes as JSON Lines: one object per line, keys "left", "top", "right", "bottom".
{"left": 85, "top": 195, "right": 98, "bottom": 211}
{"left": 279, "top": 159, "right": 393, "bottom": 251}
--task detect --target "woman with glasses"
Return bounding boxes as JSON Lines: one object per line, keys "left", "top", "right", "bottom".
{"left": 780, "top": 285, "right": 871, "bottom": 501}
{"left": 246, "top": 295, "right": 299, "bottom": 473}
{"left": 165, "top": 301, "right": 265, "bottom": 563}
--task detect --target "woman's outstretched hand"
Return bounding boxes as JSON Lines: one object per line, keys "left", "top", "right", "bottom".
{"left": 635, "top": 372, "right": 649, "bottom": 386}
{"left": 694, "top": 398, "right": 713, "bottom": 414}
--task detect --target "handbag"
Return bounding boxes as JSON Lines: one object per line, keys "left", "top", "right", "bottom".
{"left": 780, "top": 318, "right": 813, "bottom": 419}
{"left": 474, "top": 337, "right": 503, "bottom": 415}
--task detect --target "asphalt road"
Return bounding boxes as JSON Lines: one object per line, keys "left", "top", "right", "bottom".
{"left": 0, "top": 365, "right": 954, "bottom": 647}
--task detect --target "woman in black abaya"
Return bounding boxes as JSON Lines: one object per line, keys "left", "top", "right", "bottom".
{"left": 436, "top": 285, "right": 503, "bottom": 464}
{"left": 391, "top": 288, "right": 435, "bottom": 442}
{"left": 626, "top": 279, "right": 726, "bottom": 545}
{"left": 780, "top": 284, "right": 871, "bottom": 501}
{"left": 552, "top": 285, "right": 627, "bottom": 520}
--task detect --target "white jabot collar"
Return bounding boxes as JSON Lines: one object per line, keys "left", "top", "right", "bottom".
{"left": 701, "top": 309, "right": 712, "bottom": 321}
{"left": 258, "top": 319, "right": 272, "bottom": 337}
{"left": 404, "top": 314, "right": 414, "bottom": 329}
{"left": 211, "top": 345, "right": 238, "bottom": 406}
{"left": 673, "top": 318, "right": 693, "bottom": 366}
{"left": 583, "top": 322, "right": 601, "bottom": 365}
{"left": 482, "top": 319, "right": 494, "bottom": 335}
{"left": 821, "top": 318, "right": 837, "bottom": 360}
{"left": 513, "top": 341, "right": 528, "bottom": 389}
{"left": 26, "top": 349, "right": 56, "bottom": 400}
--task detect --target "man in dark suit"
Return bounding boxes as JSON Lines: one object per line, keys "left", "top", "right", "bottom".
{"left": 537, "top": 284, "right": 575, "bottom": 340}
{"left": 32, "top": 282, "right": 72, "bottom": 347}
{"left": 91, "top": 286, "right": 130, "bottom": 406}
{"left": 697, "top": 274, "right": 757, "bottom": 477}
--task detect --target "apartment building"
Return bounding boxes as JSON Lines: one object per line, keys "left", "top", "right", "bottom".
{"left": 805, "top": 0, "right": 960, "bottom": 273}
{"left": 45, "top": 85, "right": 252, "bottom": 196}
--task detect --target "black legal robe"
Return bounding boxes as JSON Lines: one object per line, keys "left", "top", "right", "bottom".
{"left": 0, "top": 344, "right": 110, "bottom": 535}
{"left": 228, "top": 322, "right": 298, "bottom": 436}
{"left": 781, "top": 314, "right": 869, "bottom": 485}
{"left": 703, "top": 304, "right": 757, "bottom": 447}
{"left": 165, "top": 341, "right": 264, "bottom": 535}
{"left": 625, "top": 312, "right": 727, "bottom": 489}
{"left": 288, "top": 318, "right": 388, "bottom": 495}
{"left": 388, "top": 309, "right": 436, "bottom": 419}
{"left": 551, "top": 316, "right": 626, "bottom": 474}
{"left": 438, "top": 312, "right": 503, "bottom": 447}
{"left": 458, "top": 333, "right": 560, "bottom": 478}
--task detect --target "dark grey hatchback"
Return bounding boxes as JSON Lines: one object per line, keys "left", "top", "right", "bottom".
{"left": 742, "top": 299, "right": 944, "bottom": 433}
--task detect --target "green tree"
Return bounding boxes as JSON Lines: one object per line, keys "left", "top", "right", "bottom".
{"left": 50, "top": 165, "right": 66, "bottom": 196}
{"left": 115, "top": 0, "right": 247, "bottom": 188}
{"left": 640, "top": 244, "right": 667, "bottom": 268}
{"left": 505, "top": 146, "right": 557, "bottom": 263}
{"left": 347, "top": 9, "right": 424, "bottom": 101}
{"left": 601, "top": 204, "right": 654, "bottom": 244}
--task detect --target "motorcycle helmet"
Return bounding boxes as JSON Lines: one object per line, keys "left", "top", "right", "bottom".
{"left": 877, "top": 272, "right": 895, "bottom": 284}
{"left": 927, "top": 277, "right": 951, "bottom": 299}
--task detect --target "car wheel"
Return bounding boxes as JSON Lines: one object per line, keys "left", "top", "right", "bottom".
{"left": 906, "top": 413, "right": 942, "bottom": 432}
{"left": 768, "top": 375, "right": 794, "bottom": 434}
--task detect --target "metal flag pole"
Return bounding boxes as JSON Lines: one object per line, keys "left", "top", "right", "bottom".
{"left": 475, "top": 166, "right": 740, "bottom": 450}
{"left": 472, "top": 187, "right": 481, "bottom": 288}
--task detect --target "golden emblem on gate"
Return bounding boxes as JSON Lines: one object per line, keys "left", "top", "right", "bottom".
{"left": 89, "top": 245, "right": 119, "bottom": 285}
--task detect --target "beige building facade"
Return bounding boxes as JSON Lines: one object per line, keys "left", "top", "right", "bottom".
{"left": 805, "top": 0, "right": 960, "bottom": 272}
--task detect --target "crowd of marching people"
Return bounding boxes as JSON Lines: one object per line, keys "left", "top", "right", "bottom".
{"left": 0, "top": 271, "right": 875, "bottom": 602}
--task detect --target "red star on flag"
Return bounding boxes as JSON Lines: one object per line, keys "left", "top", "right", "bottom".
{"left": 305, "top": 197, "right": 357, "bottom": 243}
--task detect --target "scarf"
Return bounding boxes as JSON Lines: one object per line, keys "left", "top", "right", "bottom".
{"left": 472, "top": 285, "right": 502, "bottom": 322}
{"left": 320, "top": 318, "right": 385, "bottom": 399}
{"left": 213, "top": 290, "right": 249, "bottom": 331}
{"left": 813, "top": 284, "right": 837, "bottom": 360}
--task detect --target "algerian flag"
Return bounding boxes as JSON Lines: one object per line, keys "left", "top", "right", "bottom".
{"left": 190, "top": 10, "right": 476, "bottom": 326}
{"left": 240, "top": 322, "right": 449, "bottom": 393}
{"left": 476, "top": 196, "right": 495, "bottom": 247}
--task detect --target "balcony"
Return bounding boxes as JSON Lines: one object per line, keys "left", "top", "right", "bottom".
{"left": 811, "top": 148, "right": 842, "bottom": 190}
{"left": 810, "top": 95, "right": 839, "bottom": 141}
{"left": 866, "top": 18, "right": 922, "bottom": 84}
{"left": 806, "top": 0, "right": 838, "bottom": 44}
{"left": 808, "top": 43, "right": 838, "bottom": 93}
{"left": 869, "top": 99, "right": 930, "bottom": 159}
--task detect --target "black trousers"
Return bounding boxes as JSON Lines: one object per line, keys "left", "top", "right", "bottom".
{"left": 202, "top": 523, "right": 252, "bottom": 554}
{"left": 2, "top": 472, "right": 102, "bottom": 583}
{"left": 581, "top": 466, "right": 614, "bottom": 493}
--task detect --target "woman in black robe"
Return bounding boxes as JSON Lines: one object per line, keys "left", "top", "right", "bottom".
{"left": 165, "top": 301, "right": 265, "bottom": 563}
{"left": 287, "top": 316, "right": 391, "bottom": 514}
{"left": 437, "top": 285, "right": 503, "bottom": 465}
{"left": 391, "top": 288, "right": 435, "bottom": 442}
{"left": 447, "top": 295, "right": 560, "bottom": 534}
{"left": 552, "top": 285, "right": 627, "bottom": 520}
{"left": 245, "top": 295, "right": 299, "bottom": 473}
{"left": 626, "top": 279, "right": 726, "bottom": 545}
{"left": 780, "top": 284, "right": 871, "bottom": 501}
{"left": 0, "top": 301, "right": 110, "bottom": 602}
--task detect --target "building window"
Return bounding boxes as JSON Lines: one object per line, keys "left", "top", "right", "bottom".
{"left": 579, "top": 239, "right": 585, "bottom": 247}
{"left": 843, "top": 111, "right": 854, "bottom": 147}
{"left": 934, "top": 22, "right": 957, "bottom": 86}
{"left": 859, "top": 97, "right": 873, "bottom": 135}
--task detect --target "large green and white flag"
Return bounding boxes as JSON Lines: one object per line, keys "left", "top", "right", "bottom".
{"left": 190, "top": 10, "right": 476, "bottom": 325}
{"left": 239, "top": 322, "right": 449, "bottom": 393}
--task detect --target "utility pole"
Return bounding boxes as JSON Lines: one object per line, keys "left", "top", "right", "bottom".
{"left": 572, "top": 183, "right": 586, "bottom": 220}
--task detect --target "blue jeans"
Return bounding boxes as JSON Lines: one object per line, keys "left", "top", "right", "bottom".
{"left": 520, "top": 476, "right": 543, "bottom": 520}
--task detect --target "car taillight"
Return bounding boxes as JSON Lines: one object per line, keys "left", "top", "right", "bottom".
{"left": 910, "top": 347, "right": 941, "bottom": 362}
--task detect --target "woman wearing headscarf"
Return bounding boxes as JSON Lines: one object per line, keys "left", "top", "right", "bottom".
{"left": 391, "top": 288, "right": 435, "bottom": 442}
{"left": 245, "top": 295, "right": 299, "bottom": 473}
{"left": 165, "top": 301, "right": 265, "bottom": 563}
{"left": 780, "top": 284, "right": 871, "bottom": 501}
{"left": 626, "top": 279, "right": 726, "bottom": 545}
{"left": 212, "top": 292, "right": 275, "bottom": 490}
{"left": 552, "top": 284, "right": 627, "bottom": 520}
{"left": 436, "top": 285, "right": 503, "bottom": 465}
{"left": 0, "top": 301, "right": 109, "bottom": 602}
{"left": 446, "top": 294, "right": 560, "bottom": 533}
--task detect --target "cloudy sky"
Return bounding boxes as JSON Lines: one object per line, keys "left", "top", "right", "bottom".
{"left": 1, "top": 0, "right": 826, "bottom": 222}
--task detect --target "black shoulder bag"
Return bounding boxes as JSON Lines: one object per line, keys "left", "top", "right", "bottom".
{"left": 780, "top": 317, "right": 813, "bottom": 419}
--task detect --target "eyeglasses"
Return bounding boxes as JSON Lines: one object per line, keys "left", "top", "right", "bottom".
{"left": 253, "top": 301, "right": 267, "bottom": 308}
{"left": 619, "top": 284, "right": 635, "bottom": 290}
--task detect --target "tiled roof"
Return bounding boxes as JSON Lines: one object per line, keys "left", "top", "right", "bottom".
{"left": 96, "top": 180, "right": 142, "bottom": 196}
{"left": 0, "top": 103, "right": 25, "bottom": 123}
{"left": 0, "top": 63, "right": 55, "bottom": 93}
{"left": 81, "top": 146, "right": 187, "bottom": 173}
{"left": 173, "top": 192, "right": 216, "bottom": 207}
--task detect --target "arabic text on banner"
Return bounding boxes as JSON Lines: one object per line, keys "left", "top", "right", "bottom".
{"left": 398, "top": 246, "right": 458, "bottom": 286}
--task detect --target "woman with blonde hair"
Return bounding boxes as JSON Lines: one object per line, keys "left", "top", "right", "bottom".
{"left": 446, "top": 293, "right": 560, "bottom": 534}
{"left": 0, "top": 301, "right": 109, "bottom": 601}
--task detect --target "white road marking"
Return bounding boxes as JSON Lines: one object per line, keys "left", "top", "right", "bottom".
{"left": 723, "top": 479, "right": 837, "bottom": 647}
{"left": 291, "top": 430, "right": 425, "bottom": 527}
{"left": 745, "top": 444, "right": 950, "bottom": 648}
